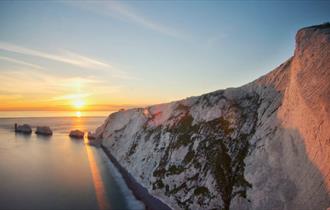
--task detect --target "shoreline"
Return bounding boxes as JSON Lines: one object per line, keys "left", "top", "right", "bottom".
{"left": 101, "top": 145, "right": 172, "bottom": 210}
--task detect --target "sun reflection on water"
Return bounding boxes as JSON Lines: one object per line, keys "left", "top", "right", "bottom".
{"left": 84, "top": 134, "right": 109, "bottom": 210}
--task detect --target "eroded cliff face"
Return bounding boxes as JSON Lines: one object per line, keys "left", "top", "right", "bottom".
{"left": 96, "top": 24, "right": 330, "bottom": 210}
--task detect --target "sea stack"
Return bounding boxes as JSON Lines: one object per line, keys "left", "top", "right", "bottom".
{"left": 69, "top": 130, "right": 84, "bottom": 139}
{"left": 86, "top": 132, "right": 103, "bottom": 146}
{"left": 87, "top": 132, "right": 96, "bottom": 140}
{"left": 35, "top": 126, "right": 53, "bottom": 136}
{"left": 14, "top": 124, "right": 32, "bottom": 134}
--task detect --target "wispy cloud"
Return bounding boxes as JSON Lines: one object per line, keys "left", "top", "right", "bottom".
{"left": 0, "top": 41, "right": 111, "bottom": 69}
{"left": 0, "top": 55, "right": 44, "bottom": 70}
{"left": 0, "top": 68, "right": 121, "bottom": 105}
{"left": 50, "top": 93, "right": 91, "bottom": 101}
{"left": 68, "top": 1, "right": 185, "bottom": 39}
{"left": 0, "top": 69, "right": 63, "bottom": 96}
{"left": 108, "top": 2, "right": 184, "bottom": 39}
{"left": 0, "top": 41, "right": 139, "bottom": 80}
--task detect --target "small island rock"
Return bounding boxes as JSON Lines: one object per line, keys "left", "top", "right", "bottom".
{"left": 87, "top": 132, "right": 102, "bottom": 146}
{"left": 14, "top": 123, "right": 32, "bottom": 134}
{"left": 87, "top": 132, "right": 96, "bottom": 140}
{"left": 35, "top": 126, "right": 53, "bottom": 136}
{"left": 69, "top": 130, "right": 84, "bottom": 139}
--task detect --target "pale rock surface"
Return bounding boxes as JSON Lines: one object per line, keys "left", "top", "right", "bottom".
{"left": 96, "top": 24, "right": 330, "bottom": 210}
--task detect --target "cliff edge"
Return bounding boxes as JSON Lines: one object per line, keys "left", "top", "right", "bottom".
{"left": 96, "top": 23, "right": 330, "bottom": 210}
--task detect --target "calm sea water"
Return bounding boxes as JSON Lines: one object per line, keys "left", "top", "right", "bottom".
{"left": 0, "top": 114, "right": 144, "bottom": 210}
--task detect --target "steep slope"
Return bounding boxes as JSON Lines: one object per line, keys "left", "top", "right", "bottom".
{"left": 95, "top": 23, "right": 330, "bottom": 210}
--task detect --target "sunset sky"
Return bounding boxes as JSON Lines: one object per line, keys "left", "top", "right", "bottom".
{"left": 0, "top": 1, "right": 329, "bottom": 112}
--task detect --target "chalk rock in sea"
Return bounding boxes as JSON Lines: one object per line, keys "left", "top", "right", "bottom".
{"left": 69, "top": 130, "right": 84, "bottom": 139}
{"left": 35, "top": 126, "right": 53, "bottom": 136}
{"left": 87, "top": 132, "right": 102, "bottom": 146}
{"left": 15, "top": 124, "right": 32, "bottom": 134}
{"left": 87, "top": 131, "right": 96, "bottom": 140}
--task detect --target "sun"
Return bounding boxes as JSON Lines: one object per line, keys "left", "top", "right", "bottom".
{"left": 75, "top": 111, "right": 82, "bottom": 118}
{"left": 73, "top": 99, "right": 85, "bottom": 109}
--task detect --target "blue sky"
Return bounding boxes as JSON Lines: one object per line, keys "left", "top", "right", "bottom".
{"left": 0, "top": 1, "right": 329, "bottom": 110}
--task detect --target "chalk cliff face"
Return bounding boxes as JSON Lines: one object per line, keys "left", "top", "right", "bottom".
{"left": 96, "top": 24, "right": 330, "bottom": 210}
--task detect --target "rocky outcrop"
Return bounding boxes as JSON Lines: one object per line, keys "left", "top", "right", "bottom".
{"left": 87, "top": 132, "right": 96, "bottom": 140}
{"left": 87, "top": 132, "right": 103, "bottom": 146}
{"left": 96, "top": 23, "right": 330, "bottom": 210}
{"left": 35, "top": 126, "right": 53, "bottom": 136}
{"left": 69, "top": 130, "right": 84, "bottom": 139}
{"left": 14, "top": 124, "right": 32, "bottom": 134}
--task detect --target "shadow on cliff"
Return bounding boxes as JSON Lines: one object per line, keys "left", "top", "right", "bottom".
{"left": 242, "top": 81, "right": 330, "bottom": 210}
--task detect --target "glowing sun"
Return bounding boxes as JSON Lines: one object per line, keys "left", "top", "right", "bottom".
{"left": 76, "top": 111, "right": 82, "bottom": 117}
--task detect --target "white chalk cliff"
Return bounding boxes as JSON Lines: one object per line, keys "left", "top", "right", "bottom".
{"left": 96, "top": 23, "right": 330, "bottom": 210}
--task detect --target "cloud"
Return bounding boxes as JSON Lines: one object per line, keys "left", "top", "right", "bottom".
{"left": 0, "top": 68, "right": 121, "bottom": 100}
{"left": 68, "top": 1, "right": 185, "bottom": 39}
{"left": 50, "top": 93, "right": 91, "bottom": 101}
{"left": 59, "top": 50, "right": 111, "bottom": 69}
{"left": 108, "top": 2, "right": 184, "bottom": 39}
{"left": 0, "top": 56, "right": 44, "bottom": 70}
{"left": 0, "top": 42, "right": 139, "bottom": 80}
{"left": 0, "top": 69, "right": 69, "bottom": 97}
{"left": 0, "top": 41, "right": 111, "bottom": 69}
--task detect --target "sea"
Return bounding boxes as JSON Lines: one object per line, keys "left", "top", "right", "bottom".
{"left": 0, "top": 111, "right": 144, "bottom": 210}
